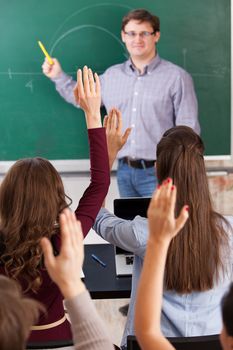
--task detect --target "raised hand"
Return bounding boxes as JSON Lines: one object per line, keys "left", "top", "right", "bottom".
{"left": 74, "top": 66, "right": 101, "bottom": 129}
{"left": 103, "top": 108, "right": 131, "bottom": 168}
{"left": 135, "top": 180, "right": 189, "bottom": 350}
{"left": 42, "top": 57, "right": 62, "bottom": 79}
{"left": 40, "top": 208, "right": 85, "bottom": 299}
{"left": 147, "top": 179, "right": 189, "bottom": 244}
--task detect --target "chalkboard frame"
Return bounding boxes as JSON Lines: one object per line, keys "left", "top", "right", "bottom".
{"left": 0, "top": 0, "right": 231, "bottom": 172}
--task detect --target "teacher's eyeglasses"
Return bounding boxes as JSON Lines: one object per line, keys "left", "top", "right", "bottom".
{"left": 123, "top": 31, "right": 156, "bottom": 39}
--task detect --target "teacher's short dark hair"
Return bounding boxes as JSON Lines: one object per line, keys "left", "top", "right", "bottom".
{"left": 121, "top": 9, "right": 160, "bottom": 33}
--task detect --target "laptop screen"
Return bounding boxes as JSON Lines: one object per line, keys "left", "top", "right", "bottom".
{"left": 113, "top": 197, "right": 151, "bottom": 255}
{"left": 113, "top": 197, "right": 151, "bottom": 220}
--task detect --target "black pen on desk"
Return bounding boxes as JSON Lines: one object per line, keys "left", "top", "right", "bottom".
{"left": 91, "top": 254, "right": 107, "bottom": 268}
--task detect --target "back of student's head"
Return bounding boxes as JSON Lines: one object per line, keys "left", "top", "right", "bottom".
{"left": 222, "top": 283, "right": 233, "bottom": 337}
{"left": 156, "top": 126, "right": 229, "bottom": 293}
{"left": 0, "top": 157, "right": 70, "bottom": 291}
{"left": 0, "top": 275, "right": 42, "bottom": 350}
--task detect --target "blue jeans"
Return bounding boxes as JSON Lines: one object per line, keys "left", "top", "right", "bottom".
{"left": 117, "top": 160, "right": 157, "bottom": 198}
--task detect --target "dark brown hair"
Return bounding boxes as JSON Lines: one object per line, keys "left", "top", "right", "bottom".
{"left": 0, "top": 275, "right": 43, "bottom": 350}
{"left": 156, "top": 126, "right": 230, "bottom": 293}
{"left": 121, "top": 9, "right": 160, "bottom": 33}
{"left": 0, "top": 158, "right": 71, "bottom": 292}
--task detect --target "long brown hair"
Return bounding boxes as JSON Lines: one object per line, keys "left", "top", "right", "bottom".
{"left": 0, "top": 158, "right": 71, "bottom": 292}
{"left": 156, "top": 126, "right": 230, "bottom": 293}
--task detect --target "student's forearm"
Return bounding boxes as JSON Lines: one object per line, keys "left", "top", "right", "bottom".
{"left": 135, "top": 239, "right": 174, "bottom": 350}
{"left": 60, "top": 279, "right": 86, "bottom": 300}
{"left": 108, "top": 151, "right": 117, "bottom": 170}
{"left": 85, "top": 112, "right": 102, "bottom": 129}
{"left": 65, "top": 290, "right": 114, "bottom": 350}
{"left": 136, "top": 240, "right": 168, "bottom": 332}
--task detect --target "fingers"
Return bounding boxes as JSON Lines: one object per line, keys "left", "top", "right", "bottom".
{"left": 76, "top": 66, "right": 100, "bottom": 98}
{"left": 109, "top": 109, "right": 117, "bottom": 130}
{"left": 88, "top": 68, "right": 95, "bottom": 95}
{"left": 42, "top": 58, "right": 52, "bottom": 74}
{"left": 94, "top": 72, "right": 101, "bottom": 96}
{"left": 147, "top": 185, "right": 161, "bottom": 217}
{"left": 40, "top": 237, "right": 55, "bottom": 268}
{"left": 169, "top": 184, "right": 177, "bottom": 214}
{"left": 150, "top": 179, "right": 174, "bottom": 213}
{"left": 175, "top": 205, "right": 189, "bottom": 232}
{"left": 59, "top": 208, "right": 83, "bottom": 253}
{"left": 115, "top": 109, "right": 122, "bottom": 131}
{"left": 106, "top": 108, "right": 121, "bottom": 132}
{"left": 59, "top": 210, "right": 73, "bottom": 254}
{"left": 103, "top": 115, "right": 108, "bottom": 129}
{"left": 42, "top": 58, "right": 61, "bottom": 78}
{"left": 122, "top": 127, "right": 131, "bottom": 144}
{"left": 73, "top": 220, "right": 84, "bottom": 248}
{"left": 83, "top": 66, "right": 90, "bottom": 96}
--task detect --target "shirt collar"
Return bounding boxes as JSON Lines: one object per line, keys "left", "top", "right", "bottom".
{"left": 123, "top": 54, "right": 161, "bottom": 75}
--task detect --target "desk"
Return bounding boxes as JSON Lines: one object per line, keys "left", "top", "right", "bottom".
{"left": 83, "top": 244, "right": 132, "bottom": 299}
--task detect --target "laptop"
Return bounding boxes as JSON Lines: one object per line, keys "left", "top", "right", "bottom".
{"left": 113, "top": 197, "right": 151, "bottom": 276}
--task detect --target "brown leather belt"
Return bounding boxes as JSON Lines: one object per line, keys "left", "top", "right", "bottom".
{"left": 120, "top": 157, "right": 155, "bottom": 169}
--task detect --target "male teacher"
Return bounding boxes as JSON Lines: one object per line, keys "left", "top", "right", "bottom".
{"left": 42, "top": 8, "right": 200, "bottom": 197}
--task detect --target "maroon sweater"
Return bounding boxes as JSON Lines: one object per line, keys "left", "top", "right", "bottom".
{"left": 0, "top": 127, "right": 110, "bottom": 342}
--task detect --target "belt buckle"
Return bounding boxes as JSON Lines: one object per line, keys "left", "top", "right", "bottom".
{"left": 126, "top": 157, "right": 132, "bottom": 167}
{"left": 141, "top": 160, "right": 146, "bottom": 169}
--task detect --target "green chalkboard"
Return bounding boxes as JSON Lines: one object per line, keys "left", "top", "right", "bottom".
{"left": 0, "top": 0, "right": 230, "bottom": 160}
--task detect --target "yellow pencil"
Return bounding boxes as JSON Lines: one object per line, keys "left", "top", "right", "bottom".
{"left": 38, "top": 41, "right": 54, "bottom": 65}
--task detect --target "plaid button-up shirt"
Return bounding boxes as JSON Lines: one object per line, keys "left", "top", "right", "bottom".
{"left": 53, "top": 54, "right": 200, "bottom": 160}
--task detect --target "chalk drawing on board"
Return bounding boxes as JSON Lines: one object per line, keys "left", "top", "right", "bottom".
{"left": 50, "top": 24, "right": 126, "bottom": 57}
{"left": 8, "top": 68, "right": 12, "bottom": 79}
{"left": 25, "top": 80, "right": 33, "bottom": 93}
{"left": 0, "top": 72, "right": 44, "bottom": 77}
{"left": 49, "top": 3, "right": 133, "bottom": 48}
{"left": 180, "top": 49, "right": 225, "bottom": 79}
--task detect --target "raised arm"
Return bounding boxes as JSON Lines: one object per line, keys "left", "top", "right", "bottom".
{"left": 41, "top": 209, "right": 114, "bottom": 350}
{"left": 73, "top": 67, "right": 110, "bottom": 235}
{"left": 74, "top": 66, "right": 101, "bottom": 129}
{"left": 135, "top": 180, "right": 189, "bottom": 350}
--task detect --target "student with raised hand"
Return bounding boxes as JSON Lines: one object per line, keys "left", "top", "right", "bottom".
{"left": 0, "top": 66, "right": 110, "bottom": 346}
{"left": 93, "top": 125, "right": 233, "bottom": 349}
{"left": 135, "top": 180, "right": 189, "bottom": 350}
{"left": 135, "top": 182, "right": 233, "bottom": 350}
{"left": 41, "top": 208, "right": 114, "bottom": 350}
